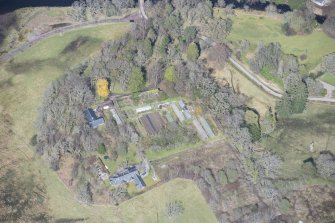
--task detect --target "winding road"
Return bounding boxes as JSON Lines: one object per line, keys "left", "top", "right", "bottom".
{"left": 229, "top": 57, "right": 335, "bottom": 103}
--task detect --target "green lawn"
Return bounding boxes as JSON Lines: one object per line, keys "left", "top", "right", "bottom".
{"left": 146, "top": 141, "right": 203, "bottom": 161}
{"left": 320, "top": 73, "right": 335, "bottom": 86}
{"left": 227, "top": 10, "right": 335, "bottom": 70}
{"left": 120, "top": 178, "right": 217, "bottom": 223}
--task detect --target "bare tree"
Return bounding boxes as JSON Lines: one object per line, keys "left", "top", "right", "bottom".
{"left": 166, "top": 200, "right": 184, "bottom": 219}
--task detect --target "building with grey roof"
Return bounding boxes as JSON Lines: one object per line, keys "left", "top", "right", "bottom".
{"left": 84, "top": 108, "right": 104, "bottom": 128}
{"left": 110, "top": 166, "right": 146, "bottom": 190}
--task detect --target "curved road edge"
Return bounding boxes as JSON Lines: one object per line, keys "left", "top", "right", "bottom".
{"left": 228, "top": 57, "right": 335, "bottom": 104}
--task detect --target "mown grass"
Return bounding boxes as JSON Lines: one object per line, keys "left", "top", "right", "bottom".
{"left": 146, "top": 141, "right": 203, "bottom": 161}
{"left": 120, "top": 178, "right": 217, "bottom": 223}
{"left": 320, "top": 73, "right": 335, "bottom": 86}
{"left": 263, "top": 102, "right": 335, "bottom": 179}
{"left": 227, "top": 10, "right": 335, "bottom": 70}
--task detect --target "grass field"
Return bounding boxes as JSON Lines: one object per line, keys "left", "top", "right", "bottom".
{"left": 263, "top": 102, "right": 335, "bottom": 179}
{"left": 120, "top": 178, "right": 217, "bottom": 223}
{"left": 213, "top": 63, "right": 276, "bottom": 116}
{"left": 320, "top": 73, "right": 335, "bottom": 86}
{"left": 227, "top": 10, "right": 335, "bottom": 70}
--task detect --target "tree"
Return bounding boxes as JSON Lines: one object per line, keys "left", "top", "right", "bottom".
{"left": 166, "top": 200, "right": 184, "bottom": 219}
{"left": 285, "top": 72, "right": 308, "bottom": 114}
{"left": 164, "top": 65, "right": 176, "bottom": 82}
{"left": 143, "top": 38, "right": 153, "bottom": 57}
{"left": 250, "top": 42, "right": 282, "bottom": 75}
{"left": 276, "top": 94, "right": 292, "bottom": 118}
{"left": 203, "top": 18, "right": 232, "bottom": 43}
{"left": 97, "top": 143, "right": 106, "bottom": 154}
{"left": 128, "top": 66, "right": 145, "bottom": 92}
{"left": 304, "top": 77, "right": 324, "bottom": 97}
{"left": 321, "top": 53, "right": 335, "bottom": 75}
{"left": 147, "top": 59, "right": 164, "bottom": 87}
{"left": 276, "top": 73, "right": 308, "bottom": 118}
{"left": 158, "top": 35, "right": 170, "bottom": 56}
{"left": 255, "top": 152, "right": 283, "bottom": 178}
{"left": 183, "top": 26, "right": 197, "bottom": 44}
{"left": 323, "top": 16, "right": 335, "bottom": 38}
{"left": 96, "top": 78, "right": 110, "bottom": 98}
{"left": 0, "top": 169, "right": 50, "bottom": 222}
{"left": 76, "top": 180, "right": 92, "bottom": 204}
{"left": 207, "top": 44, "right": 231, "bottom": 69}
{"left": 315, "top": 152, "right": 335, "bottom": 179}
{"left": 186, "top": 42, "right": 200, "bottom": 60}
{"left": 36, "top": 72, "right": 101, "bottom": 170}
{"left": 282, "top": 9, "right": 315, "bottom": 35}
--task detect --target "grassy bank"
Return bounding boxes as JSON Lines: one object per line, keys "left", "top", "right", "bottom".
{"left": 213, "top": 63, "right": 276, "bottom": 116}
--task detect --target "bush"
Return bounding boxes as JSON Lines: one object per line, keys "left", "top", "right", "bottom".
{"left": 166, "top": 200, "right": 184, "bottom": 219}
{"left": 164, "top": 65, "right": 176, "bottom": 82}
{"left": 186, "top": 42, "right": 200, "bottom": 60}
{"left": 315, "top": 152, "right": 335, "bottom": 179}
{"left": 247, "top": 124, "right": 261, "bottom": 142}
{"left": 97, "top": 144, "right": 106, "bottom": 154}
{"left": 129, "top": 66, "right": 145, "bottom": 92}
{"left": 96, "top": 78, "right": 110, "bottom": 98}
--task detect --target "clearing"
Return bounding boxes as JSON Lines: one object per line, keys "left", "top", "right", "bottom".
{"left": 120, "top": 178, "right": 217, "bottom": 223}
{"left": 227, "top": 10, "right": 335, "bottom": 70}
{"left": 263, "top": 102, "right": 335, "bottom": 179}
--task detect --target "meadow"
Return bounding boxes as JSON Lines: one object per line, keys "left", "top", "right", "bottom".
{"left": 227, "top": 10, "right": 335, "bottom": 70}
{"left": 263, "top": 102, "right": 335, "bottom": 180}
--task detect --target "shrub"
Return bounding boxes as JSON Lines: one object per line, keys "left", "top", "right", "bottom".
{"left": 96, "top": 79, "right": 110, "bottom": 98}
{"left": 166, "top": 200, "right": 184, "bottom": 219}
{"left": 164, "top": 65, "right": 176, "bottom": 82}
{"left": 97, "top": 143, "right": 106, "bottom": 154}
{"left": 186, "top": 42, "right": 200, "bottom": 60}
